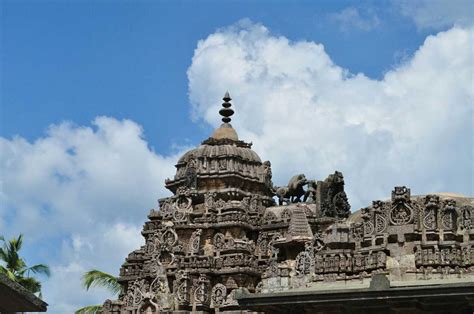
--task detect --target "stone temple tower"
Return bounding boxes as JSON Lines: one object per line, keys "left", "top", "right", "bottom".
{"left": 103, "top": 93, "right": 280, "bottom": 313}
{"left": 101, "top": 93, "right": 474, "bottom": 314}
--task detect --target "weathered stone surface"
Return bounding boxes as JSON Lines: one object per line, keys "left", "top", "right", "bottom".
{"left": 0, "top": 273, "right": 48, "bottom": 312}
{"left": 101, "top": 94, "right": 474, "bottom": 314}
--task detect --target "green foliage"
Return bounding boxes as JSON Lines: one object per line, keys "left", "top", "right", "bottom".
{"left": 0, "top": 234, "right": 50, "bottom": 296}
{"left": 75, "top": 304, "right": 103, "bottom": 314}
{"left": 76, "top": 269, "right": 122, "bottom": 313}
{"left": 81, "top": 269, "right": 122, "bottom": 295}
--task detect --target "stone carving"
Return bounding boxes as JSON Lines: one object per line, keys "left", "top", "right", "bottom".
{"left": 188, "top": 229, "right": 202, "bottom": 255}
{"left": 184, "top": 156, "right": 197, "bottom": 188}
{"left": 459, "top": 205, "right": 473, "bottom": 230}
{"left": 360, "top": 200, "right": 388, "bottom": 236}
{"left": 351, "top": 223, "right": 364, "bottom": 241}
{"left": 162, "top": 224, "right": 178, "bottom": 249}
{"left": 219, "top": 159, "right": 227, "bottom": 170}
{"left": 441, "top": 199, "right": 456, "bottom": 230}
{"left": 145, "top": 232, "right": 161, "bottom": 255}
{"left": 362, "top": 206, "right": 374, "bottom": 236}
{"left": 263, "top": 160, "right": 273, "bottom": 190}
{"left": 255, "top": 281, "right": 263, "bottom": 293}
{"left": 126, "top": 275, "right": 168, "bottom": 312}
{"left": 173, "top": 209, "right": 188, "bottom": 223}
{"left": 274, "top": 174, "right": 308, "bottom": 205}
{"left": 211, "top": 283, "right": 227, "bottom": 308}
{"left": 249, "top": 195, "right": 260, "bottom": 213}
{"left": 256, "top": 233, "right": 270, "bottom": 257}
{"left": 263, "top": 211, "right": 278, "bottom": 224}
{"left": 280, "top": 208, "right": 291, "bottom": 220}
{"left": 373, "top": 200, "right": 387, "bottom": 234}
{"left": 264, "top": 260, "right": 279, "bottom": 278}
{"left": 175, "top": 195, "right": 192, "bottom": 211}
{"left": 295, "top": 250, "right": 313, "bottom": 276}
{"left": 389, "top": 186, "right": 414, "bottom": 225}
{"left": 313, "top": 231, "right": 325, "bottom": 252}
{"left": 193, "top": 274, "right": 210, "bottom": 305}
{"left": 173, "top": 270, "right": 190, "bottom": 305}
{"left": 105, "top": 93, "right": 474, "bottom": 314}
{"left": 423, "top": 195, "right": 440, "bottom": 230}
{"left": 160, "top": 199, "right": 173, "bottom": 218}
{"left": 204, "top": 192, "right": 217, "bottom": 212}
{"left": 213, "top": 233, "right": 225, "bottom": 250}
{"left": 320, "top": 171, "right": 351, "bottom": 218}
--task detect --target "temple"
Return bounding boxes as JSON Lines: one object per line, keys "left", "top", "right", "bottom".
{"left": 102, "top": 93, "right": 474, "bottom": 313}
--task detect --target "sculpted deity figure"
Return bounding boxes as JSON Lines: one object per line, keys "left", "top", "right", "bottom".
{"left": 263, "top": 160, "right": 274, "bottom": 191}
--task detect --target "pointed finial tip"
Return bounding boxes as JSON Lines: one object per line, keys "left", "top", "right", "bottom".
{"left": 220, "top": 91, "right": 234, "bottom": 123}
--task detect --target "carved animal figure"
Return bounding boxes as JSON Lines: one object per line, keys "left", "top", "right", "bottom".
{"left": 321, "top": 171, "right": 351, "bottom": 218}
{"left": 275, "top": 174, "right": 308, "bottom": 205}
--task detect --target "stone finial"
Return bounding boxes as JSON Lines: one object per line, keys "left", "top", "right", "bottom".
{"left": 219, "top": 91, "right": 234, "bottom": 123}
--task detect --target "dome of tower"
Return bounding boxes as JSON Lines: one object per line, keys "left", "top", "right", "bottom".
{"left": 165, "top": 92, "right": 273, "bottom": 199}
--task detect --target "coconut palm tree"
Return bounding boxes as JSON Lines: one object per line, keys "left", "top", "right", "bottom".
{"left": 0, "top": 234, "right": 50, "bottom": 296}
{"left": 75, "top": 269, "right": 122, "bottom": 314}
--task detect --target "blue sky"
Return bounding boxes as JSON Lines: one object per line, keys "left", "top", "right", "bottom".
{"left": 1, "top": 0, "right": 473, "bottom": 312}
{"left": 3, "top": 0, "right": 432, "bottom": 153}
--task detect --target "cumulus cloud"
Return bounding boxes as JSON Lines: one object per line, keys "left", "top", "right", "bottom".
{"left": 188, "top": 21, "right": 474, "bottom": 209}
{"left": 395, "top": 0, "right": 473, "bottom": 30}
{"left": 0, "top": 117, "right": 180, "bottom": 312}
{"left": 330, "top": 7, "right": 380, "bottom": 32}
{"left": 43, "top": 223, "right": 143, "bottom": 313}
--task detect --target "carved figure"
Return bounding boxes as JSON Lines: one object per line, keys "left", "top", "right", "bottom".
{"left": 274, "top": 174, "right": 308, "bottom": 205}
{"left": 184, "top": 156, "right": 197, "bottom": 189}
{"left": 193, "top": 274, "right": 210, "bottom": 305}
{"left": 188, "top": 229, "right": 202, "bottom": 255}
{"left": 423, "top": 195, "right": 440, "bottom": 230}
{"left": 389, "top": 186, "right": 413, "bottom": 225}
{"left": 211, "top": 283, "right": 227, "bottom": 308}
{"left": 441, "top": 199, "right": 457, "bottom": 230}
{"left": 459, "top": 205, "right": 473, "bottom": 230}
{"left": 320, "top": 171, "right": 351, "bottom": 218}
{"left": 303, "top": 180, "right": 317, "bottom": 202}
{"left": 263, "top": 160, "right": 274, "bottom": 190}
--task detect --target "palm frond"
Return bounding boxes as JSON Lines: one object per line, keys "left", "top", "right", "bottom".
{"left": 0, "top": 247, "right": 7, "bottom": 264}
{"left": 28, "top": 264, "right": 51, "bottom": 277}
{"left": 0, "top": 267, "right": 16, "bottom": 282}
{"left": 18, "top": 276, "right": 42, "bottom": 294}
{"left": 0, "top": 234, "right": 49, "bottom": 296}
{"left": 82, "top": 270, "right": 121, "bottom": 295}
{"left": 9, "top": 234, "right": 23, "bottom": 252}
{"left": 3, "top": 235, "right": 26, "bottom": 272}
{"left": 75, "top": 305, "right": 103, "bottom": 314}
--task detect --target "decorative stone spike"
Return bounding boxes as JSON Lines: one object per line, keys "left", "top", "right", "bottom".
{"left": 219, "top": 92, "right": 234, "bottom": 123}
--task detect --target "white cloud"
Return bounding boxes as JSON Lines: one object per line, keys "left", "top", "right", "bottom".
{"left": 0, "top": 117, "right": 181, "bottom": 313}
{"left": 1, "top": 17, "right": 473, "bottom": 314}
{"left": 330, "top": 7, "right": 380, "bottom": 32}
{"left": 188, "top": 21, "right": 474, "bottom": 209}
{"left": 0, "top": 117, "right": 179, "bottom": 238}
{"left": 395, "top": 0, "right": 473, "bottom": 30}
{"left": 43, "top": 223, "right": 143, "bottom": 313}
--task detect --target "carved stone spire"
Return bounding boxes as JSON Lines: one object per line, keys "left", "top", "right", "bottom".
{"left": 288, "top": 206, "right": 313, "bottom": 241}
{"left": 210, "top": 92, "right": 239, "bottom": 140}
{"left": 219, "top": 91, "right": 234, "bottom": 123}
